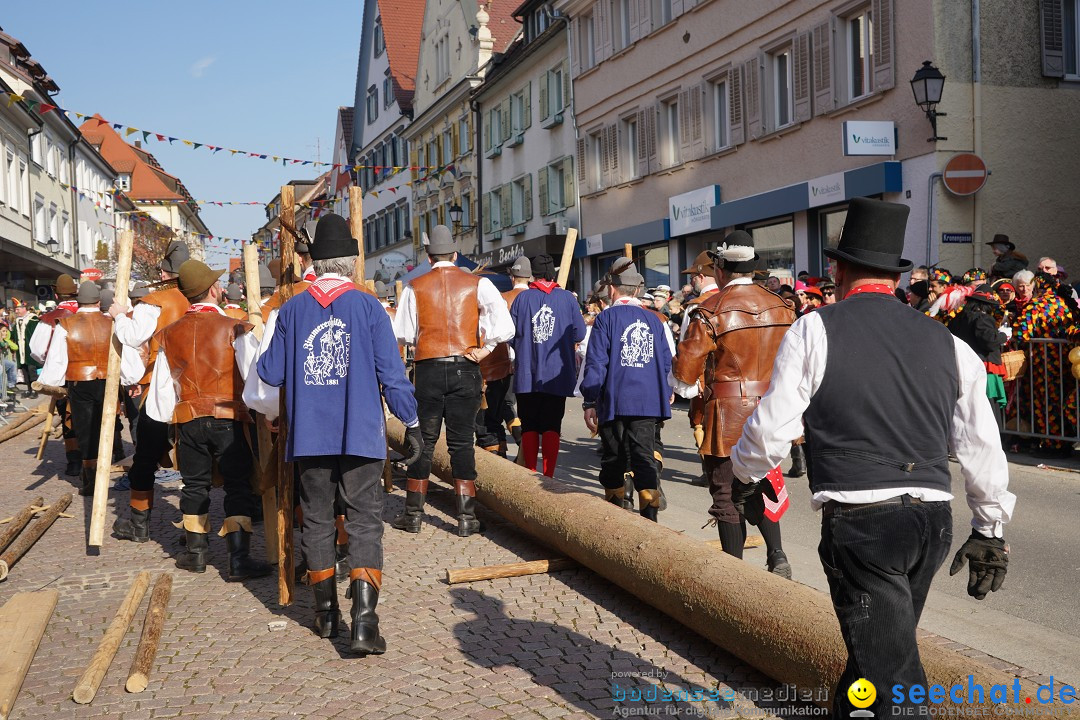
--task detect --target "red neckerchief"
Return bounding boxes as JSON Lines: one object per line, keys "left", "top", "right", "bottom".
{"left": 529, "top": 280, "right": 558, "bottom": 294}
{"left": 307, "top": 277, "right": 356, "bottom": 308}
{"left": 223, "top": 303, "right": 242, "bottom": 310}
{"left": 58, "top": 300, "right": 79, "bottom": 313}
{"left": 843, "top": 283, "right": 895, "bottom": 300}
{"left": 612, "top": 297, "right": 641, "bottom": 306}
{"left": 187, "top": 303, "right": 223, "bottom": 314}
{"left": 303, "top": 269, "right": 316, "bottom": 282}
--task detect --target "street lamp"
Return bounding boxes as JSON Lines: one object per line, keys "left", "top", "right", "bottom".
{"left": 910, "top": 60, "right": 947, "bottom": 142}
{"left": 45, "top": 237, "right": 60, "bottom": 255}
{"left": 449, "top": 203, "right": 464, "bottom": 226}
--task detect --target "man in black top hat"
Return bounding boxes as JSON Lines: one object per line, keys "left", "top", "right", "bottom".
{"left": 730, "top": 197, "right": 1016, "bottom": 717}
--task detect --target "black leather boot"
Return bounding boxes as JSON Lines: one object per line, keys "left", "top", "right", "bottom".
{"left": 390, "top": 478, "right": 427, "bottom": 533}
{"left": 334, "top": 544, "right": 349, "bottom": 581}
{"left": 638, "top": 488, "right": 661, "bottom": 523}
{"left": 347, "top": 571, "right": 386, "bottom": 655}
{"left": 65, "top": 458, "right": 81, "bottom": 477}
{"left": 309, "top": 571, "right": 340, "bottom": 638}
{"left": 454, "top": 479, "right": 483, "bottom": 537}
{"left": 113, "top": 507, "right": 151, "bottom": 543}
{"left": 79, "top": 463, "right": 96, "bottom": 496}
{"left": 176, "top": 531, "right": 209, "bottom": 573}
{"left": 225, "top": 529, "right": 274, "bottom": 581}
{"left": 788, "top": 444, "right": 806, "bottom": 478}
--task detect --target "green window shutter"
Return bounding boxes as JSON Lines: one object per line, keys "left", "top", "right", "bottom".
{"left": 562, "top": 156, "right": 575, "bottom": 207}
{"left": 538, "top": 166, "right": 549, "bottom": 216}
{"left": 522, "top": 82, "right": 532, "bottom": 130}
{"left": 540, "top": 72, "right": 550, "bottom": 122}
{"left": 523, "top": 173, "right": 533, "bottom": 221}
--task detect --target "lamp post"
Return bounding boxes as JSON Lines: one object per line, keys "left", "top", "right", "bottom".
{"left": 449, "top": 203, "right": 463, "bottom": 233}
{"left": 910, "top": 60, "right": 947, "bottom": 142}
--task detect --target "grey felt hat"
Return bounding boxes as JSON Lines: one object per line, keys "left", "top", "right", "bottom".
{"left": 609, "top": 261, "right": 644, "bottom": 288}
{"left": 225, "top": 283, "right": 244, "bottom": 301}
{"left": 510, "top": 256, "right": 532, "bottom": 278}
{"left": 129, "top": 281, "right": 151, "bottom": 299}
{"left": 160, "top": 240, "right": 190, "bottom": 274}
{"left": 77, "top": 281, "right": 101, "bottom": 304}
{"left": 426, "top": 225, "right": 458, "bottom": 255}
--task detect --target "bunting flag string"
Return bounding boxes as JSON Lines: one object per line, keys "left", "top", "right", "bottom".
{"left": 6, "top": 92, "right": 442, "bottom": 174}
{"left": 61, "top": 181, "right": 351, "bottom": 212}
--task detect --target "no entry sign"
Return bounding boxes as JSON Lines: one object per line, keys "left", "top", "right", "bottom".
{"left": 943, "top": 153, "right": 988, "bottom": 196}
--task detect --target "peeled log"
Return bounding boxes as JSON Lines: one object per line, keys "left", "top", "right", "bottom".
{"left": 385, "top": 419, "right": 1050, "bottom": 714}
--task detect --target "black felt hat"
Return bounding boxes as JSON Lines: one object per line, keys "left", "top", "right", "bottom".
{"left": 160, "top": 240, "right": 190, "bottom": 274}
{"left": 708, "top": 230, "right": 759, "bottom": 274}
{"left": 824, "top": 198, "right": 912, "bottom": 273}
{"left": 986, "top": 234, "right": 1015, "bottom": 251}
{"left": 531, "top": 254, "right": 556, "bottom": 281}
{"left": 310, "top": 214, "right": 358, "bottom": 260}
{"left": 967, "top": 284, "right": 1001, "bottom": 307}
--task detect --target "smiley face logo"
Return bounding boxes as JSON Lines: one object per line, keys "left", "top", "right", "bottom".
{"left": 847, "top": 678, "right": 877, "bottom": 709}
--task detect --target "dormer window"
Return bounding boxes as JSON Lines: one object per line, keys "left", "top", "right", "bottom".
{"left": 117, "top": 173, "right": 131, "bottom": 191}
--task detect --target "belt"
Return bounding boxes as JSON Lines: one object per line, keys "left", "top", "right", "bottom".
{"left": 822, "top": 494, "right": 923, "bottom": 518}
{"left": 420, "top": 356, "right": 472, "bottom": 364}
{"left": 708, "top": 380, "right": 771, "bottom": 398}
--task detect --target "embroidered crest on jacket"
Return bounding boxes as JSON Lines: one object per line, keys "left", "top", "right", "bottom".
{"left": 303, "top": 316, "right": 350, "bottom": 386}
{"left": 532, "top": 304, "right": 556, "bottom": 344}
{"left": 619, "top": 319, "right": 654, "bottom": 368}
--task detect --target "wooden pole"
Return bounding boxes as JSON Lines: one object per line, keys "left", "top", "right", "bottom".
{"left": 72, "top": 571, "right": 151, "bottom": 704}
{"left": 0, "top": 497, "right": 43, "bottom": 555}
{"left": 555, "top": 228, "right": 579, "bottom": 289}
{"left": 0, "top": 590, "right": 58, "bottom": 720}
{"left": 277, "top": 186, "right": 296, "bottom": 606}
{"left": 34, "top": 398, "right": 57, "bottom": 461}
{"left": 90, "top": 229, "right": 133, "bottom": 547}
{"left": 125, "top": 573, "right": 172, "bottom": 693}
{"left": 623, "top": 243, "right": 633, "bottom": 260}
{"left": 349, "top": 187, "right": 365, "bottom": 284}
{"left": 0, "top": 493, "right": 72, "bottom": 581}
{"left": 445, "top": 557, "right": 579, "bottom": 584}
{"left": 244, "top": 242, "right": 278, "bottom": 564}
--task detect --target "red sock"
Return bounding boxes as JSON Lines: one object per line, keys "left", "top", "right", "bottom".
{"left": 521, "top": 431, "right": 540, "bottom": 472}
{"left": 541, "top": 431, "right": 560, "bottom": 477}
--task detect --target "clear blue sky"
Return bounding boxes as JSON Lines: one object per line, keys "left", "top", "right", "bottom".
{"left": 2, "top": 1, "right": 363, "bottom": 269}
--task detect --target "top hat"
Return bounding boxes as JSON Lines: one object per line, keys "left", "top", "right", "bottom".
{"left": 77, "top": 281, "right": 101, "bottom": 304}
{"left": 531, "top": 254, "right": 556, "bottom": 281}
{"left": 986, "top": 234, "right": 1015, "bottom": 251}
{"left": 708, "top": 230, "right": 759, "bottom": 274}
{"left": 160, "top": 240, "right": 191, "bottom": 274}
{"left": 681, "top": 251, "right": 714, "bottom": 275}
{"left": 824, "top": 197, "right": 912, "bottom": 273}
{"left": 225, "top": 283, "right": 244, "bottom": 301}
{"left": 54, "top": 274, "right": 77, "bottom": 297}
{"left": 310, "top": 214, "right": 358, "bottom": 260}
{"left": 178, "top": 260, "right": 224, "bottom": 300}
{"left": 510, "top": 256, "right": 532, "bottom": 278}
{"left": 426, "top": 225, "right": 457, "bottom": 255}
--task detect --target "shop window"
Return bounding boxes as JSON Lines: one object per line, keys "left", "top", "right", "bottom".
{"left": 748, "top": 218, "right": 795, "bottom": 275}
{"left": 637, "top": 243, "right": 671, "bottom": 289}
{"left": 817, "top": 207, "right": 848, "bottom": 275}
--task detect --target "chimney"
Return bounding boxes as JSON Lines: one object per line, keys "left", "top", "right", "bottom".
{"left": 134, "top": 140, "right": 141, "bottom": 148}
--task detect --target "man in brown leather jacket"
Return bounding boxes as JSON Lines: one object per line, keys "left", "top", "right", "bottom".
{"left": 673, "top": 231, "right": 795, "bottom": 577}
{"left": 392, "top": 226, "right": 514, "bottom": 536}
{"left": 37, "top": 282, "right": 114, "bottom": 496}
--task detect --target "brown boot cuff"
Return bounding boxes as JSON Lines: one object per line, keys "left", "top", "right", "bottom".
{"left": 454, "top": 479, "right": 476, "bottom": 497}
{"left": 350, "top": 567, "right": 382, "bottom": 592}
{"left": 405, "top": 477, "right": 429, "bottom": 494}
{"left": 308, "top": 567, "right": 336, "bottom": 584}
{"left": 130, "top": 490, "right": 153, "bottom": 511}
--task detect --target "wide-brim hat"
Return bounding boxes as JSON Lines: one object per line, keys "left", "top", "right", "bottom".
{"left": 907, "top": 280, "right": 930, "bottom": 298}
{"left": 708, "top": 230, "right": 759, "bottom": 274}
{"left": 54, "top": 274, "right": 77, "bottom": 296}
{"left": 258, "top": 263, "right": 274, "bottom": 289}
{"left": 681, "top": 251, "right": 714, "bottom": 275}
{"left": 986, "top": 234, "right": 1015, "bottom": 251}
{"left": 225, "top": 282, "right": 244, "bottom": 301}
{"left": 178, "top": 260, "right": 224, "bottom": 299}
{"left": 968, "top": 284, "right": 1001, "bottom": 307}
{"left": 160, "top": 240, "right": 191, "bottom": 274}
{"left": 77, "top": 281, "right": 101, "bottom": 304}
{"left": 609, "top": 260, "right": 644, "bottom": 288}
{"left": 509, "top": 256, "right": 532, "bottom": 278}
{"left": 824, "top": 197, "right": 913, "bottom": 273}
{"left": 311, "top": 214, "right": 358, "bottom": 260}
{"left": 129, "top": 281, "right": 151, "bottom": 299}
{"left": 426, "top": 225, "right": 457, "bottom": 255}
{"left": 374, "top": 280, "right": 394, "bottom": 300}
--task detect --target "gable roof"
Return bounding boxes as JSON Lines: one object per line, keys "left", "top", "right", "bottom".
{"left": 377, "top": 0, "right": 425, "bottom": 113}
{"left": 338, "top": 106, "right": 354, "bottom": 147}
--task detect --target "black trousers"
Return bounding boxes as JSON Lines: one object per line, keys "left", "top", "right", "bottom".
{"left": 129, "top": 401, "right": 171, "bottom": 493}
{"left": 409, "top": 359, "right": 482, "bottom": 481}
{"left": 122, "top": 390, "right": 141, "bottom": 449}
{"left": 68, "top": 380, "right": 106, "bottom": 463}
{"left": 297, "top": 455, "right": 383, "bottom": 572}
{"left": 58, "top": 397, "right": 81, "bottom": 462}
{"left": 517, "top": 392, "right": 567, "bottom": 434}
{"left": 176, "top": 417, "right": 255, "bottom": 519}
{"left": 475, "top": 375, "right": 515, "bottom": 448}
{"left": 819, "top": 498, "right": 952, "bottom": 717}
{"left": 598, "top": 416, "right": 658, "bottom": 492}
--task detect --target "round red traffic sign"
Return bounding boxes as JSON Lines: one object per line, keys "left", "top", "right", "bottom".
{"left": 80, "top": 268, "right": 103, "bottom": 282}
{"left": 943, "top": 153, "right": 988, "bottom": 196}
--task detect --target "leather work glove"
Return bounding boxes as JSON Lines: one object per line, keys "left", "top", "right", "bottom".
{"left": 404, "top": 425, "right": 424, "bottom": 467}
{"left": 949, "top": 530, "right": 1009, "bottom": 600}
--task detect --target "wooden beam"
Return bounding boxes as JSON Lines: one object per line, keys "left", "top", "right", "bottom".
{"left": 624, "top": 243, "right": 633, "bottom": 260}
{"left": 445, "top": 557, "right": 579, "bottom": 585}
{"left": 0, "top": 413, "right": 45, "bottom": 444}
{"left": 0, "top": 497, "right": 44, "bottom": 555}
{"left": 349, "top": 187, "right": 364, "bottom": 283}
{"left": 0, "top": 493, "right": 72, "bottom": 581}
{"left": 276, "top": 185, "right": 296, "bottom": 607}
{"left": 90, "top": 229, "right": 133, "bottom": 547}
{"left": 0, "top": 590, "right": 58, "bottom": 720}
{"left": 555, "top": 228, "right": 579, "bottom": 289}
{"left": 125, "top": 573, "right": 172, "bottom": 693}
{"left": 72, "top": 571, "right": 151, "bottom": 704}
{"left": 34, "top": 398, "right": 57, "bottom": 461}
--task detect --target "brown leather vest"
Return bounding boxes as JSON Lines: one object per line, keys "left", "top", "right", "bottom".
{"left": 411, "top": 267, "right": 482, "bottom": 362}
{"left": 39, "top": 307, "right": 74, "bottom": 327}
{"left": 223, "top": 306, "right": 247, "bottom": 320}
{"left": 677, "top": 283, "right": 794, "bottom": 456}
{"left": 157, "top": 313, "right": 251, "bottom": 424}
{"left": 138, "top": 287, "right": 190, "bottom": 385}
{"left": 59, "top": 312, "right": 113, "bottom": 382}
{"left": 478, "top": 285, "right": 526, "bottom": 382}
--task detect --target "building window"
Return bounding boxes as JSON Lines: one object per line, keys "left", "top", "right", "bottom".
{"left": 366, "top": 86, "right": 379, "bottom": 124}
{"left": 118, "top": 173, "right": 132, "bottom": 191}
{"left": 613, "top": 0, "right": 631, "bottom": 51}
{"left": 1064, "top": 0, "right": 1079, "bottom": 76}
{"left": 442, "top": 129, "right": 454, "bottom": 164}
{"left": 31, "top": 134, "right": 43, "bottom": 166}
{"left": 544, "top": 64, "right": 564, "bottom": 119}
{"left": 489, "top": 189, "right": 503, "bottom": 230}
{"left": 511, "top": 178, "right": 525, "bottom": 225}
{"left": 458, "top": 117, "right": 470, "bottom": 155}
{"left": 374, "top": 19, "right": 385, "bottom": 57}
{"left": 588, "top": 131, "right": 604, "bottom": 191}
{"left": 0, "top": 148, "right": 7, "bottom": 207}
{"left": 651, "top": 0, "right": 673, "bottom": 29}
{"left": 62, "top": 212, "right": 71, "bottom": 255}
{"left": 770, "top": 48, "right": 794, "bottom": 129}
{"left": 45, "top": 135, "right": 57, "bottom": 177}
{"left": 48, "top": 204, "right": 58, "bottom": 247}
{"left": 436, "top": 35, "right": 451, "bottom": 84}
{"left": 710, "top": 79, "right": 730, "bottom": 150}
{"left": 545, "top": 161, "right": 565, "bottom": 213}
{"left": 460, "top": 192, "right": 471, "bottom": 228}
{"left": 19, "top": 154, "right": 28, "bottom": 216}
{"left": 622, "top": 116, "right": 639, "bottom": 180}
{"left": 510, "top": 89, "right": 528, "bottom": 134}
{"left": 33, "top": 195, "right": 45, "bottom": 244}
{"left": 579, "top": 12, "right": 596, "bottom": 70}
{"left": 383, "top": 72, "right": 394, "bottom": 108}
{"left": 660, "top": 98, "right": 680, "bottom": 167}
{"left": 846, "top": 7, "right": 874, "bottom": 99}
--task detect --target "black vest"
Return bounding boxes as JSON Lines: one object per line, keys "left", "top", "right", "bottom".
{"left": 803, "top": 293, "right": 957, "bottom": 494}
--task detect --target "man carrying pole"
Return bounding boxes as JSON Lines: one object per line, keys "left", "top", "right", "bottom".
{"left": 28, "top": 274, "right": 81, "bottom": 476}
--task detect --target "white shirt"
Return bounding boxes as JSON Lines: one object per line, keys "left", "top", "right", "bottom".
{"left": 38, "top": 308, "right": 105, "bottom": 387}
{"left": 393, "top": 261, "right": 514, "bottom": 351}
{"left": 672, "top": 278, "right": 753, "bottom": 398}
{"left": 28, "top": 322, "right": 53, "bottom": 364}
{"left": 729, "top": 308, "right": 1016, "bottom": 538}
{"left": 113, "top": 303, "right": 162, "bottom": 348}
{"left": 145, "top": 304, "right": 260, "bottom": 423}
{"left": 679, "top": 280, "right": 719, "bottom": 341}
{"left": 242, "top": 303, "right": 282, "bottom": 419}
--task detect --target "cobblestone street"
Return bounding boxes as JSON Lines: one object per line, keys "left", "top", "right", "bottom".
{"left": 0, "top": 406, "right": 795, "bottom": 720}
